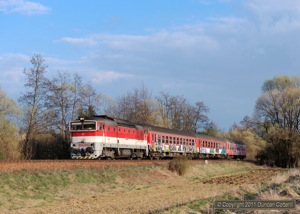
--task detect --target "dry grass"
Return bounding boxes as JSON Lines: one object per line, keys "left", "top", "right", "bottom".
{"left": 0, "top": 161, "right": 291, "bottom": 214}
{"left": 168, "top": 156, "right": 190, "bottom": 176}
{"left": 166, "top": 168, "right": 300, "bottom": 214}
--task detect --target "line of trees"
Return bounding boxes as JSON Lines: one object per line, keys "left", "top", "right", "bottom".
{"left": 1, "top": 54, "right": 299, "bottom": 168}
{"left": 19, "top": 54, "right": 107, "bottom": 159}
{"left": 0, "top": 54, "right": 213, "bottom": 160}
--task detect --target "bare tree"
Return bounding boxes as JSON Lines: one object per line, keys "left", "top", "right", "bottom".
{"left": 46, "top": 71, "right": 81, "bottom": 142}
{"left": 19, "top": 54, "right": 49, "bottom": 159}
{"left": 111, "top": 84, "right": 158, "bottom": 125}
{"left": 156, "top": 92, "right": 209, "bottom": 132}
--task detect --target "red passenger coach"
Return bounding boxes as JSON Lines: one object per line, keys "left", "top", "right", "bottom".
{"left": 144, "top": 125, "right": 199, "bottom": 159}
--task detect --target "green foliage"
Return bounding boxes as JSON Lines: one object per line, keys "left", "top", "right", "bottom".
{"left": 168, "top": 156, "right": 190, "bottom": 176}
{"left": 0, "top": 86, "right": 21, "bottom": 160}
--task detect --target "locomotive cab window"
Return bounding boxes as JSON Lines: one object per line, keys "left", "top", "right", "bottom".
{"left": 70, "top": 121, "right": 96, "bottom": 131}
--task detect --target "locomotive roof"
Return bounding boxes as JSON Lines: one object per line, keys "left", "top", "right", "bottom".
{"left": 76, "top": 115, "right": 142, "bottom": 129}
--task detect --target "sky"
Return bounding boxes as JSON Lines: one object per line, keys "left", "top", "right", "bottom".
{"left": 1, "top": 0, "right": 300, "bottom": 131}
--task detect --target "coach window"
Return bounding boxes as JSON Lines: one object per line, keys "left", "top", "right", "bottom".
{"left": 158, "top": 135, "right": 161, "bottom": 143}
{"left": 192, "top": 139, "right": 194, "bottom": 146}
{"left": 108, "top": 127, "right": 110, "bottom": 131}
{"left": 176, "top": 137, "right": 179, "bottom": 144}
{"left": 169, "top": 137, "right": 172, "bottom": 144}
{"left": 162, "top": 136, "right": 165, "bottom": 143}
{"left": 166, "top": 136, "right": 168, "bottom": 144}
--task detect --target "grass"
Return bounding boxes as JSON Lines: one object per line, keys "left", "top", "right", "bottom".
{"left": 161, "top": 168, "right": 300, "bottom": 214}
{"left": 0, "top": 165, "right": 152, "bottom": 210}
{"left": 0, "top": 161, "right": 293, "bottom": 213}
{"left": 187, "top": 161, "right": 254, "bottom": 181}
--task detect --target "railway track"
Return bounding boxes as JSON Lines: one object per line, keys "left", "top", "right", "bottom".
{"left": 0, "top": 159, "right": 239, "bottom": 173}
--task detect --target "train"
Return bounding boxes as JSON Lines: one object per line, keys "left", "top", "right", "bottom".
{"left": 69, "top": 115, "right": 246, "bottom": 160}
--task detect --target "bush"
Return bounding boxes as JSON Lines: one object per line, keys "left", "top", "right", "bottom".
{"left": 168, "top": 156, "right": 189, "bottom": 176}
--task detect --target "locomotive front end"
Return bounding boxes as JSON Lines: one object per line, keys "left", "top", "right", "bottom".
{"left": 69, "top": 118, "right": 103, "bottom": 159}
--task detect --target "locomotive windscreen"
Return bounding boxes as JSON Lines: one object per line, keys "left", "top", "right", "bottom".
{"left": 70, "top": 121, "right": 96, "bottom": 131}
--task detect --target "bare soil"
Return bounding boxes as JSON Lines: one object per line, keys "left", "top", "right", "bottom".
{"left": 0, "top": 160, "right": 284, "bottom": 214}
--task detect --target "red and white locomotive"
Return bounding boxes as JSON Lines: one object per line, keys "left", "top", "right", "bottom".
{"left": 69, "top": 115, "right": 246, "bottom": 160}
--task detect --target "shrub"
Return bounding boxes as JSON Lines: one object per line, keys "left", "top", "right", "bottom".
{"left": 168, "top": 156, "right": 189, "bottom": 176}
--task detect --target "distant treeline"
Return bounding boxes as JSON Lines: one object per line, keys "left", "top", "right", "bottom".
{"left": 0, "top": 55, "right": 299, "bottom": 168}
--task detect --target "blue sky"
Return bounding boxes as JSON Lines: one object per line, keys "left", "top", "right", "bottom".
{"left": 1, "top": 0, "right": 300, "bottom": 131}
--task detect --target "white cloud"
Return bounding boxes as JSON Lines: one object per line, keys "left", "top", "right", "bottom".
{"left": 92, "top": 71, "right": 134, "bottom": 83}
{"left": 0, "top": 0, "right": 50, "bottom": 15}
{"left": 60, "top": 37, "right": 98, "bottom": 47}
{"left": 60, "top": 29, "right": 219, "bottom": 53}
{"left": 246, "top": 0, "right": 300, "bottom": 34}
{"left": 0, "top": 53, "right": 30, "bottom": 98}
